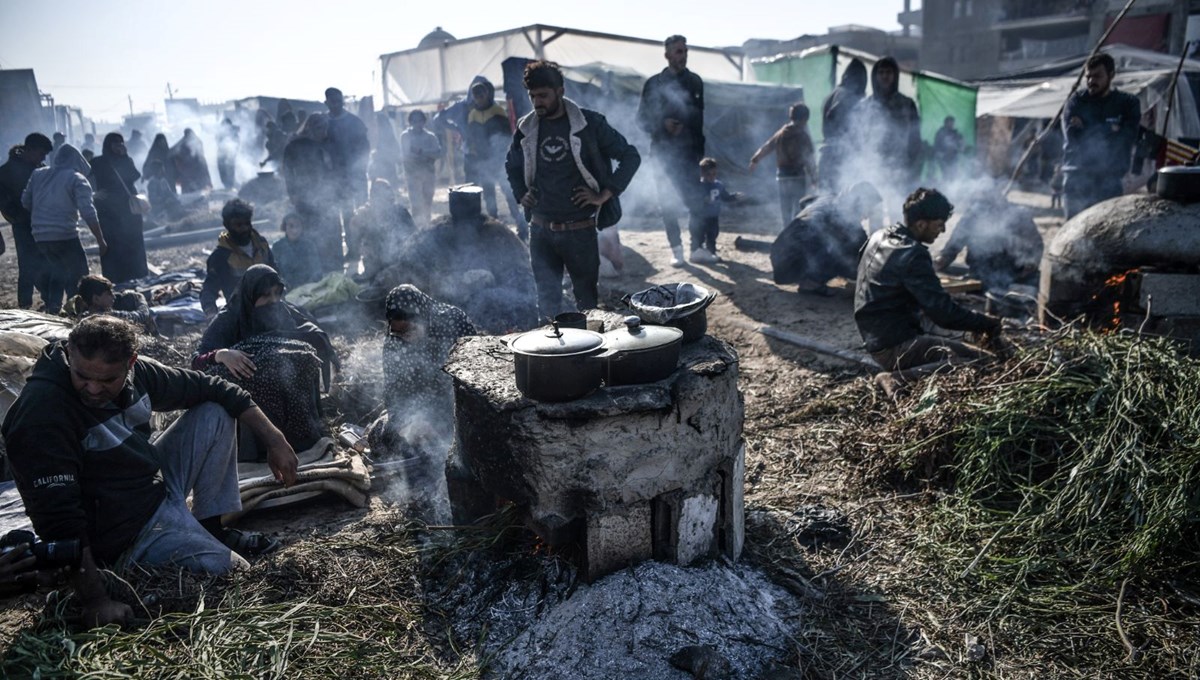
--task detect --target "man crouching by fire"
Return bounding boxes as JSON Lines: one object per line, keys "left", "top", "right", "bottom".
{"left": 854, "top": 188, "right": 1003, "bottom": 398}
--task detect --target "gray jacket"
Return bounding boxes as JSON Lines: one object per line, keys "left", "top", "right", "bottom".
{"left": 21, "top": 144, "right": 98, "bottom": 242}
{"left": 854, "top": 223, "right": 998, "bottom": 353}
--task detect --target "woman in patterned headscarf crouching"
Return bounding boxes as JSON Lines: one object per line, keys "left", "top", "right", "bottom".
{"left": 369, "top": 285, "right": 475, "bottom": 469}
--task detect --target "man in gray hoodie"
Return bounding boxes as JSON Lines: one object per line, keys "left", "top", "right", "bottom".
{"left": 21, "top": 144, "right": 108, "bottom": 314}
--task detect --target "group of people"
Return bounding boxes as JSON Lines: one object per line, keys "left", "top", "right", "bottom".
{"left": 0, "top": 40, "right": 1151, "bottom": 624}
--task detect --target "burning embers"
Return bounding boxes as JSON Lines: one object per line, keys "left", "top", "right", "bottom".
{"left": 1079, "top": 266, "right": 1200, "bottom": 348}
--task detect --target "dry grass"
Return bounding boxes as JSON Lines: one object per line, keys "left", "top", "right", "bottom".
{"left": 743, "top": 329, "right": 1200, "bottom": 678}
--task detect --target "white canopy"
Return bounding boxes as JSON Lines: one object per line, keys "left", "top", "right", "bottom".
{"left": 975, "top": 46, "right": 1200, "bottom": 139}
{"left": 380, "top": 24, "right": 746, "bottom": 106}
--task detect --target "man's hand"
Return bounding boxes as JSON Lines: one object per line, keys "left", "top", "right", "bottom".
{"left": 96, "top": 236, "right": 109, "bottom": 258}
{"left": 748, "top": 159, "right": 759, "bottom": 172}
{"left": 519, "top": 192, "right": 538, "bottom": 209}
{"left": 0, "top": 544, "right": 38, "bottom": 590}
{"left": 663, "top": 118, "right": 683, "bottom": 136}
{"left": 216, "top": 349, "right": 256, "bottom": 380}
{"left": 572, "top": 187, "right": 611, "bottom": 208}
{"left": 933, "top": 255, "right": 952, "bottom": 272}
{"left": 265, "top": 436, "right": 299, "bottom": 487}
{"left": 81, "top": 597, "right": 133, "bottom": 628}
{"left": 239, "top": 406, "right": 299, "bottom": 487}
{"left": 1068, "top": 116, "right": 1083, "bottom": 129}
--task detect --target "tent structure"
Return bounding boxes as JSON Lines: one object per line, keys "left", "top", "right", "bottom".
{"left": 380, "top": 24, "right": 747, "bottom": 106}
{"left": 750, "top": 45, "right": 979, "bottom": 151}
{"left": 497, "top": 58, "right": 803, "bottom": 200}
{"left": 975, "top": 45, "right": 1200, "bottom": 141}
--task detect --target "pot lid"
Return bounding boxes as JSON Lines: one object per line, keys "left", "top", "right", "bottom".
{"left": 510, "top": 324, "right": 605, "bottom": 356}
{"left": 602, "top": 316, "right": 684, "bottom": 352}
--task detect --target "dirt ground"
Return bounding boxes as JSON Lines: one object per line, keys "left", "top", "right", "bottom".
{"left": 11, "top": 187, "right": 1174, "bottom": 679}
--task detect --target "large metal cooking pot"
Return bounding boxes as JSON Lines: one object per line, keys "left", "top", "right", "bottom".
{"left": 601, "top": 317, "right": 684, "bottom": 386}
{"left": 509, "top": 324, "right": 607, "bottom": 402}
{"left": 1157, "top": 166, "right": 1200, "bottom": 203}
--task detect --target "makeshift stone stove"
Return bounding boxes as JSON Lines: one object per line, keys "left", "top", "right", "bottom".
{"left": 443, "top": 319, "right": 744, "bottom": 582}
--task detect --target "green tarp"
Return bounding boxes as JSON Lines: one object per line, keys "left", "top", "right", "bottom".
{"left": 751, "top": 48, "right": 977, "bottom": 151}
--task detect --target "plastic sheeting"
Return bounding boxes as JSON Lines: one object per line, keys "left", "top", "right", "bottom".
{"left": 381, "top": 25, "right": 745, "bottom": 106}
{"left": 918, "top": 76, "right": 978, "bottom": 150}
{"left": 977, "top": 70, "right": 1200, "bottom": 140}
{"left": 751, "top": 45, "right": 976, "bottom": 149}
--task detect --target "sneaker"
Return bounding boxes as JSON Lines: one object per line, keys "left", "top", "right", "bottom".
{"left": 220, "top": 528, "right": 281, "bottom": 558}
{"left": 690, "top": 248, "right": 717, "bottom": 264}
{"left": 670, "top": 245, "right": 685, "bottom": 267}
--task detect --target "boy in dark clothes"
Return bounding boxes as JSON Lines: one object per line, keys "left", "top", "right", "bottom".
{"left": 271, "top": 213, "right": 322, "bottom": 287}
{"left": 689, "top": 157, "right": 740, "bottom": 264}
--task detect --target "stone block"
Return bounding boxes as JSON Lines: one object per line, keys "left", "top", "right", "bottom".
{"left": 676, "top": 494, "right": 719, "bottom": 565}
{"left": 719, "top": 444, "right": 746, "bottom": 561}
{"left": 584, "top": 503, "right": 652, "bottom": 581}
{"left": 1139, "top": 272, "right": 1200, "bottom": 317}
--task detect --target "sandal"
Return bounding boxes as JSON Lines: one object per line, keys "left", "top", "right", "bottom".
{"left": 220, "top": 528, "right": 280, "bottom": 558}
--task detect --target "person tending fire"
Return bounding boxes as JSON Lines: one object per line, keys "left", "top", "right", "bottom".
{"left": 854, "top": 188, "right": 1003, "bottom": 397}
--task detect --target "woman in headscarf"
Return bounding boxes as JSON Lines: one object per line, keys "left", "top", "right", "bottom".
{"left": 192, "top": 264, "right": 339, "bottom": 452}
{"left": 370, "top": 284, "right": 474, "bottom": 469}
{"left": 171, "top": 129, "right": 213, "bottom": 194}
{"left": 142, "top": 133, "right": 177, "bottom": 192}
{"left": 89, "top": 133, "right": 148, "bottom": 282}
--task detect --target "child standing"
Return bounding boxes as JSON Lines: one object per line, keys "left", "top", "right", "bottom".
{"left": 400, "top": 110, "right": 441, "bottom": 227}
{"left": 690, "top": 157, "right": 740, "bottom": 264}
{"left": 271, "top": 213, "right": 322, "bottom": 287}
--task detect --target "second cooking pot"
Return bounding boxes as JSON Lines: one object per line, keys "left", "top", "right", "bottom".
{"left": 601, "top": 316, "right": 684, "bottom": 386}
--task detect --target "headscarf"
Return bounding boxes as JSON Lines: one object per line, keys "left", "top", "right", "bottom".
{"left": 195, "top": 264, "right": 339, "bottom": 388}
{"left": 94, "top": 133, "right": 141, "bottom": 194}
{"left": 386, "top": 284, "right": 433, "bottom": 323}
{"left": 143, "top": 133, "right": 172, "bottom": 179}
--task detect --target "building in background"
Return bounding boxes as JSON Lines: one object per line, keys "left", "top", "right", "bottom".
{"left": 922, "top": 0, "right": 1200, "bottom": 81}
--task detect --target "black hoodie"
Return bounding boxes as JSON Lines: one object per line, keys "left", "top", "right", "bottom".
{"left": 864, "top": 57, "right": 922, "bottom": 172}
{"left": 2, "top": 342, "right": 254, "bottom": 565}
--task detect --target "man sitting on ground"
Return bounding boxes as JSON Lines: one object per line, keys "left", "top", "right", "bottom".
{"left": 2, "top": 316, "right": 298, "bottom": 627}
{"left": 68, "top": 274, "right": 157, "bottom": 333}
{"left": 854, "top": 188, "right": 1002, "bottom": 396}
{"left": 200, "top": 199, "right": 275, "bottom": 317}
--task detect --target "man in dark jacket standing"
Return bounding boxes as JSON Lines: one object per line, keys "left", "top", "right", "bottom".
{"left": 1061, "top": 53, "right": 1141, "bottom": 218}
{"left": 819, "top": 58, "right": 867, "bottom": 192}
{"left": 855, "top": 57, "right": 922, "bottom": 198}
{"left": 0, "top": 133, "right": 53, "bottom": 309}
{"left": 507, "top": 60, "right": 641, "bottom": 319}
{"left": 854, "top": 188, "right": 1001, "bottom": 396}
{"left": 2, "top": 316, "right": 298, "bottom": 628}
{"left": 638, "top": 35, "right": 704, "bottom": 267}
{"left": 323, "top": 87, "right": 371, "bottom": 264}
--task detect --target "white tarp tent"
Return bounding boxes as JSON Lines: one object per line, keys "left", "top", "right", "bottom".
{"left": 975, "top": 45, "right": 1200, "bottom": 139}
{"left": 380, "top": 24, "right": 746, "bottom": 106}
